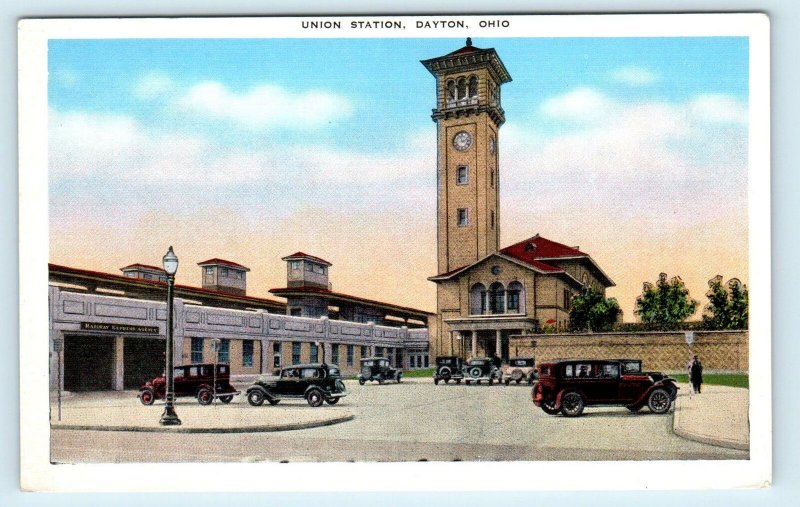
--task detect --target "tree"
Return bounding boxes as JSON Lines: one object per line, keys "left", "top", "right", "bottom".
{"left": 569, "top": 287, "right": 621, "bottom": 332}
{"left": 634, "top": 273, "right": 698, "bottom": 329}
{"left": 702, "top": 275, "right": 749, "bottom": 330}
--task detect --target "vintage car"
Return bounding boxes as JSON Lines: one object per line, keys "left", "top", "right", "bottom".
{"left": 532, "top": 359, "right": 678, "bottom": 417}
{"left": 246, "top": 363, "right": 347, "bottom": 407}
{"left": 463, "top": 357, "right": 500, "bottom": 385}
{"left": 358, "top": 357, "right": 402, "bottom": 385}
{"left": 500, "top": 357, "right": 537, "bottom": 385}
{"left": 433, "top": 356, "right": 464, "bottom": 384}
{"left": 138, "top": 363, "right": 239, "bottom": 406}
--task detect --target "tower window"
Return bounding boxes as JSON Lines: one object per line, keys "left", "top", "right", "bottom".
{"left": 491, "top": 210, "right": 495, "bottom": 229}
{"left": 446, "top": 80, "right": 456, "bottom": 108}
{"left": 456, "top": 165, "right": 469, "bottom": 185}
{"left": 468, "top": 76, "right": 478, "bottom": 104}
{"left": 290, "top": 261, "right": 300, "bottom": 270}
{"left": 457, "top": 208, "right": 469, "bottom": 227}
{"left": 491, "top": 169, "right": 495, "bottom": 188}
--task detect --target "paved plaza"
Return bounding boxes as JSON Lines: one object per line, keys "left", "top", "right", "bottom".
{"left": 50, "top": 379, "right": 748, "bottom": 463}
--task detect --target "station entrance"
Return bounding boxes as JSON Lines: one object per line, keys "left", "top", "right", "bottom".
{"left": 123, "top": 338, "right": 164, "bottom": 389}
{"left": 63, "top": 335, "right": 114, "bottom": 391}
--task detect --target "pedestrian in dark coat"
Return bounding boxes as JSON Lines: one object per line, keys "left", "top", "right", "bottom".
{"left": 690, "top": 355, "right": 703, "bottom": 394}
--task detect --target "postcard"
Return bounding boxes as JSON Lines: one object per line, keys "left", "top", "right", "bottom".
{"left": 18, "top": 13, "right": 770, "bottom": 491}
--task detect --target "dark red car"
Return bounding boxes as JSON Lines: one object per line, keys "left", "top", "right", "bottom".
{"left": 139, "top": 363, "right": 240, "bottom": 406}
{"left": 532, "top": 359, "right": 678, "bottom": 417}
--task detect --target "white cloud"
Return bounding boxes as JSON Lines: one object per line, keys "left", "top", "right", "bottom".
{"left": 687, "top": 94, "right": 748, "bottom": 125}
{"left": 539, "top": 87, "right": 615, "bottom": 123}
{"left": 610, "top": 66, "right": 659, "bottom": 86}
{"left": 134, "top": 72, "right": 174, "bottom": 99}
{"left": 176, "top": 81, "right": 353, "bottom": 129}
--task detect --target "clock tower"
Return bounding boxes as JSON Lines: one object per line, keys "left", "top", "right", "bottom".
{"left": 421, "top": 38, "right": 512, "bottom": 274}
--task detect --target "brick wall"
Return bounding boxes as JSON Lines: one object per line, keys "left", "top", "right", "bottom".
{"left": 509, "top": 330, "right": 748, "bottom": 373}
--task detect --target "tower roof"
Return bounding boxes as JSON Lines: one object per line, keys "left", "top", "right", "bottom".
{"left": 281, "top": 252, "right": 332, "bottom": 267}
{"left": 420, "top": 38, "right": 512, "bottom": 84}
{"left": 196, "top": 258, "right": 250, "bottom": 271}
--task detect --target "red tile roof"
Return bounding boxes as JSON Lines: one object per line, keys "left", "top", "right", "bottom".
{"left": 196, "top": 258, "right": 250, "bottom": 271}
{"left": 120, "top": 263, "right": 166, "bottom": 273}
{"left": 280, "top": 252, "right": 332, "bottom": 266}
{"left": 269, "top": 286, "right": 434, "bottom": 317}
{"left": 499, "top": 234, "right": 585, "bottom": 264}
{"left": 49, "top": 263, "right": 281, "bottom": 306}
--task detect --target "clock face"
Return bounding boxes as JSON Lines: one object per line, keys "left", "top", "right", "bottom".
{"left": 489, "top": 137, "right": 496, "bottom": 154}
{"left": 491, "top": 265, "right": 502, "bottom": 275}
{"left": 453, "top": 131, "right": 473, "bottom": 151}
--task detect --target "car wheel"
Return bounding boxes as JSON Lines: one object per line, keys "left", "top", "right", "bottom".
{"left": 528, "top": 376, "right": 535, "bottom": 385}
{"left": 434, "top": 378, "right": 440, "bottom": 385}
{"left": 444, "top": 378, "right": 450, "bottom": 384}
{"left": 489, "top": 378, "right": 494, "bottom": 385}
{"left": 560, "top": 392, "right": 585, "bottom": 417}
{"left": 541, "top": 401, "right": 560, "bottom": 415}
{"left": 504, "top": 379, "right": 511, "bottom": 386}
{"left": 397, "top": 373, "right": 402, "bottom": 383}
{"left": 220, "top": 395, "right": 233, "bottom": 404}
{"left": 465, "top": 380, "right": 471, "bottom": 385}
{"left": 469, "top": 367, "right": 482, "bottom": 378}
{"left": 326, "top": 397, "right": 339, "bottom": 405}
{"left": 358, "top": 378, "right": 366, "bottom": 386}
{"left": 139, "top": 388, "right": 155, "bottom": 405}
{"left": 267, "top": 398, "right": 280, "bottom": 406}
{"left": 647, "top": 388, "right": 671, "bottom": 414}
{"left": 516, "top": 378, "right": 522, "bottom": 385}
{"left": 197, "top": 387, "right": 213, "bottom": 406}
{"left": 306, "top": 389, "right": 324, "bottom": 407}
{"left": 455, "top": 379, "right": 461, "bottom": 384}
{"left": 247, "top": 390, "right": 265, "bottom": 406}
{"left": 377, "top": 374, "right": 384, "bottom": 385}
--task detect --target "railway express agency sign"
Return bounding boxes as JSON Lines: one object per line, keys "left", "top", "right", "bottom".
{"left": 80, "top": 322, "right": 159, "bottom": 334}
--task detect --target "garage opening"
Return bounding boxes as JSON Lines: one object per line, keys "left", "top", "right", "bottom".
{"left": 124, "top": 338, "right": 165, "bottom": 389}
{"left": 63, "top": 335, "right": 114, "bottom": 391}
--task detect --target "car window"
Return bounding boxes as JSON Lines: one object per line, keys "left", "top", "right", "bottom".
{"left": 188, "top": 366, "right": 199, "bottom": 377}
{"left": 621, "top": 361, "right": 642, "bottom": 374}
{"left": 363, "top": 360, "right": 374, "bottom": 366}
{"left": 301, "top": 368, "right": 321, "bottom": 379}
{"left": 328, "top": 367, "right": 340, "bottom": 377}
{"left": 281, "top": 369, "right": 297, "bottom": 379}
{"left": 219, "top": 365, "right": 228, "bottom": 374}
{"left": 565, "top": 363, "right": 594, "bottom": 378}
{"left": 600, "top": 364, "right": 619, "bottom": 378}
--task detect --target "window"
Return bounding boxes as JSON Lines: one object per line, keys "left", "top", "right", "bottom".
{"left": 273, "top": 342, "right": 282, "bottom": 368}
{"left": 314, "top": 264, "right": 324, "bottom": 274}
{"left": 491, "top": 210, "right": 495, "bottom": 229}
{"left": 563, "top": 289, "right": 572, "bottom": 310}
{"left": 361, "top": 345, "right": 368, "bottom": 358}
{"left": 305, "top": 263, "right": 313, "bottom": 272}
{"left": 234, "top": 270, "right": 243, "bottom": 280}
{"left": 507, "top": 281, "right": 524, "bottom": 313}
{"left": 331, "top": 344, "right": 340, "bottom": 365}
{"left": 191, "top": 338, "right": 203, "bottom": 364}
{"left": 396, "top": 351, "right": 403, "bottom": 368}
{"left": 205, "top": 266, "right": 213, "bottom": 275}
{"left": 302, "top": 368, "right": 321, "bottom": 379}
{"left": 290, "top": 261, "right": 300, "bottom": 270}
{"left": 470, "top": 283, "right": 487, "bottom": 315}
{"left": 221, "top": 267, "right": 228, "bottom": 277}
{"left": 347, "top": 345, "right": 354, "bottom": 366}
{"left": 375, "top": 347, "right": 383, "bottom": 358}
{"left": 310, "top": 343, "right": 319, "bottom": 363}
{"left": 490, "top": 169, "right": 495, "bottom": 188}
{"left": 292, "top": 342, "right": 301, "bottom": 364}
{"left": 217, "top": 339, "right": 230, "bottom": 363}
{"left": 424, "top": 355, "right": 429, "bottom": 368}
{"left": 446, "top": 79, "right": 456, "bottom": 107}
{"left": 456, "top": 165, "right": 468, "bottom": 185}
{"left": 125, "top": 272, "right": 136, "bottom": 278}
{"left": 242, "top": 340, "right": 254, "bottom": 368}
{"left": 457, "top": 77, "right": 467, "bottom": 101}
{"left": 457, "top": 208, "right": 469, "bottom": 227}
{"left": 468, "top": 75, "right": 478, "bottom": 101}
{"left": 290, "top": 308, "right": 302, "bottom": 317}
{"left": 489, "top": 282, "right": 506, "bottom": 314}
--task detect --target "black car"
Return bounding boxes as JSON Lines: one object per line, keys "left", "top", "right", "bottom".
{"left": 433, "top": 356, "right": 464, "bottom": 385}
{"left": 463, "top": 357, "right": 499, "bottom": 385}
{"left": 358, "top": 357, "right": 402, "bottom": 385}
{"left": 246, "top": 363, "right": 347, "bottom": 407}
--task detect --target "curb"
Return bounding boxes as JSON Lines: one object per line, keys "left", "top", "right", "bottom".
{"left": 671, "top": 401, "right": 748, "bottom": 451}
{"left": 51, "top": 414, "right": 355, "bottom": 434}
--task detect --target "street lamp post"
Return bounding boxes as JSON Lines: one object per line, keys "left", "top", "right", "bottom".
{"left": 159, "top": 246, "right": 181, "bottom": 426}
{"left": 211, "top": 338, "right": 221, "bottom": 405}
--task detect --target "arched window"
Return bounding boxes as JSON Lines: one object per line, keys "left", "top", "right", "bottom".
{"left": 468, "top": 76, "right": 478, "bottom": 104}
{"left": 582, "top": 273, "right": 590, "bottom": 289}
{"left": 507, "top": 281, "right": 525, "bottom": 314}
{"left": 446, "top": 80, "right": 456, "bottom": 107}
{"left": 489, "top": 282, "right": 505, "bottom": 314}
{"left": 457, "top": 77, "right": 467, "bottom": 102}
{"left": 470, "top": 283, "right": 487, "bottom": 315}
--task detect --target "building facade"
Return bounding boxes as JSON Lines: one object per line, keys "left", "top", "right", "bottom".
{"left": 49, "top": 256, "right": 430, "bottom": 392}
{"left": 423, "top": 41, "right": 615, "bottom": 360}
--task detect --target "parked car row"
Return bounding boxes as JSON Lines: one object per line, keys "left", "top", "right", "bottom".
{"left": 433, "top": 356, "right": 536, "bottom": 385}
{"left": 138, "top": 356, "right": 679, "bottom": 417}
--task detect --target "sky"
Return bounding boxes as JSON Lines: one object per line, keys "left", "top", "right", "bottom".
{"left": 48, "top": 37, "right": 749, "bottom": 319}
